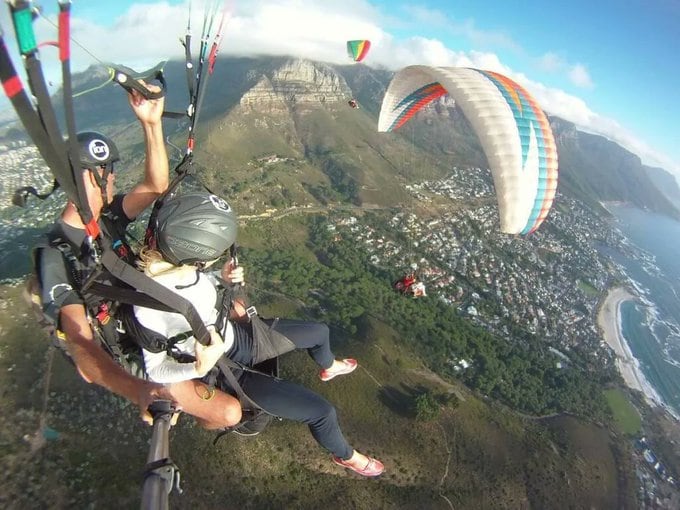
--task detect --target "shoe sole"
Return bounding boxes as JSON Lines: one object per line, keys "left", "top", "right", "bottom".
{"left": 320, "top": 361, "right": 357, "bottom": 381}
{"left": 332, "top": 457, "right": 384, "bottom": 477}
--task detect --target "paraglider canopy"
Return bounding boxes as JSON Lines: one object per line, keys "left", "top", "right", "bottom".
{"left": 378, "top": 65, "right": 558, "bottom": 235}
{"left": 346, "top": 40, "right": 371, "bottom": 62}
{"left": 348, "top": 99, "right": 359, "bottom": 109}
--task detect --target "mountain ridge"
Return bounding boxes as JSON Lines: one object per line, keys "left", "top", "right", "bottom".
{"left": 2, "top": 55, "right": 677, "bottom": 222}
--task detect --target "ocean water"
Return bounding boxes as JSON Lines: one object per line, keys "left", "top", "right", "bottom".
{"left": 604, "top": 204, "right": 680, "bottom": 417}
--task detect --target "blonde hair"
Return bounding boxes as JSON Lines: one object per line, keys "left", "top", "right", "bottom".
{"left": 137, "top": 246, "right": 194, "bottom": 277}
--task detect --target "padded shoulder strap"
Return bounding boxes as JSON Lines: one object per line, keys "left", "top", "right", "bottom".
{"left": 99, "top": 248, "right": 212, "bottom": 346}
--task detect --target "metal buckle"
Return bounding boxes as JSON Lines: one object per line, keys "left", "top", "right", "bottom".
{"left": 246, "top": 306, "right": 258, "bottom": 319}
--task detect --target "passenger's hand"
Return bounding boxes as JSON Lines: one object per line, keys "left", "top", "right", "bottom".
{"left": 229, "top": 297, "right": 249, "bottom": 322}
{"left": 194, "top": 329, "right": 225, "bottom": 377}
{"left": 128, "top": 80, "right": 165, "bottom": 125}
{"left": 138, "top": 382, "right": 181, "bottom": 426}
{"left": 221, "top": 258, "right": 245, "bottom": 286}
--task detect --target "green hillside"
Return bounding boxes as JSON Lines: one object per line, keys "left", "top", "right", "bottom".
{"left": 0, "top": 280, "right": 635, "bottom": 509}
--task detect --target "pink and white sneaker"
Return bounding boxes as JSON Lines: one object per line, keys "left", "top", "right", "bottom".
{"left": 332, "top": 455, "right": 384, "bottom": 477}
{"left": 319, "top": 358, "right": 358, "bottom": 382}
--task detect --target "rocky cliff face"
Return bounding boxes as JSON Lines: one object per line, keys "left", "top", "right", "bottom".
{"left": 550, "top": 116, "right": 579, "bottom": 146}
{"left": 239, "top": 59, "right": 350, "bottom": 112}
{"left": 239, "top": 74, "right": 290, "bottom": 114}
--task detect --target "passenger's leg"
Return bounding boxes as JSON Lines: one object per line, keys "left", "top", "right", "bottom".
{"left": 165, "top": 379, "right": 242, "bottom": 430}
{"left": 266, "top": 319, "right": 334, "bottom": 368}
{"left": 239, "top": 370, "right": 354, "bottom": 460}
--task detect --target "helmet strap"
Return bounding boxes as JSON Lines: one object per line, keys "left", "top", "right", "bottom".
{"left": 89, "top": 165, "right": 111, "bottom": 209}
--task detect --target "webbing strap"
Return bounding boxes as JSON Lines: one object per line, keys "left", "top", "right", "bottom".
{"left": 99, "top": 249, "right": 212, "bottom": 346}
{"left": 181, "top": 14, "right": 195, "bottom": 103}
{"left": 57, "top": 2, "right": 92, "bottom": 225}
{"left": 84, "top": 281, "right": 176, "bottom": 313}
{"left": 215, "top": 357, "right": 263, "bottom": 411}
{"left": 0, "top": 37, "right": 65, "bottom": 185}
{"left": 0, "top": 36, "right": 78, "bottom": 199}
{"left": 179, "top": 2, "right": 227, "bottom": 157}
{"left": 12, "top": 181, "right": 60, "bottom": 207}
{"left": 213, "top": 243, "right": 249, "bottom": 328}
{"left": 2, "top": 1, "right": 95, "bottom": 226}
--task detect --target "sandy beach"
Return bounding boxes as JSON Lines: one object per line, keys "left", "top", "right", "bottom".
{"left": 598, "top": 286, "right": 659, "bottom": 406}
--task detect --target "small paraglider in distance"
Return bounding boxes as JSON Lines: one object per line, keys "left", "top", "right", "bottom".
{"left": 346, "top": 41, "right": 370, "bottom": 110}
{"left": 392, "top": 276, "right": 409, "bottom": 293}
{"left": 393, "top": 263, "right": 426, "bottom": 298}
{"left": 401, "top": 272, "right": 417, "bottom": 289}
{"left": 392, "top": 275, "right": 426, "bottom": 298}
{"left": 346, "top": 39, "right": 371, "bottom": 63}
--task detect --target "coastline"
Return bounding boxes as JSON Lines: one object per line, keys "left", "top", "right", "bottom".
{"left": 597, "top": 286, "right": 663, "bottom": 408}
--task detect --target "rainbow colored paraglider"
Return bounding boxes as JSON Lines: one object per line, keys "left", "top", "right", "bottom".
{"left": 346, "top": 40, "right": 371, "bottom": 63}
{"left": 378, "top": 65, "right": 558, "bottom": 235}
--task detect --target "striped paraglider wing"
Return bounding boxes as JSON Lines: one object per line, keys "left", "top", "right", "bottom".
{"left": 378, "top": 65, "right": 558, "bottom": 235}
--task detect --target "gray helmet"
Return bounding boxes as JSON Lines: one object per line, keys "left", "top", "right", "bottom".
{"left": 155, "top": 192, "right": 238, "bottom": 265}
{"left": 74, "top": 131, "right": 120, "bottom": 169}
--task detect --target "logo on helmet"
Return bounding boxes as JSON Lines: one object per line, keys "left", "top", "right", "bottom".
{"left": 88, "top": 139, "right": 111, "bottom": 162}
{"left": 167, "top": 235, "right": 218, "bottom": 258}
{"left": 209, "top": 195, "right": 231, "bottom": 212}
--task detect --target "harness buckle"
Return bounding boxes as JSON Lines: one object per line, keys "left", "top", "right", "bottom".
{"left": 246, "top": 306, "right": 258, "bottom": 319}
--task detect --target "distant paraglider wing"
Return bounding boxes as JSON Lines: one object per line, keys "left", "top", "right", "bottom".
{"left": 346, "top": 40, "right": 371, "bottom": 62}
{"left": 378, "top": 66, "right": 558, "bottom": 234}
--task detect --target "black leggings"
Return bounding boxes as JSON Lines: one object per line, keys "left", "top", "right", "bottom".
{"left": 225, "top": 319, "right": 353, "bottom": 460}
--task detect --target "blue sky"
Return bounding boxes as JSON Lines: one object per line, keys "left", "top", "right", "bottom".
{"left": 1, "top": 0, "right": 678, "bottom": 174}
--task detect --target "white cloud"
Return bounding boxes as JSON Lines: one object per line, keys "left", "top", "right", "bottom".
{"left": 568, "top": 64, "right": 594, "bottom": 89}
{"left": 401, "top": 5, "right": 522, "bottom": 52}
{"left": 537, "top": 53, "right": 594, "bottom": 89}
{"left": 538, "top": 52, "right": 562, "bottom": 73}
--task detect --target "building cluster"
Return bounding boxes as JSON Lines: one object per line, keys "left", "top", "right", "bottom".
{"left": 0, "top": 142, "right": 55, "bottom": 209}
{"left": 634, "top": 437, "right": 679, "bottom": 508}
{"left": 0, "top": 143, "right": 66, "bottom": 277}
{"left": 254, "top": 154, "right": 292, "bottom": 166}
{"left": 333, "top": 169, "right": 639, "bottom": 370}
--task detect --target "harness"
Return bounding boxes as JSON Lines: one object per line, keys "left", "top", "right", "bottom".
{"left": 118, "top": 259, "right": 297, "bottom": 438}
{"left": 2, "top": 0, "right": 283, "bottom": 438}
{"left": 30, "top": 210, "right": 295, "bottom": 435}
